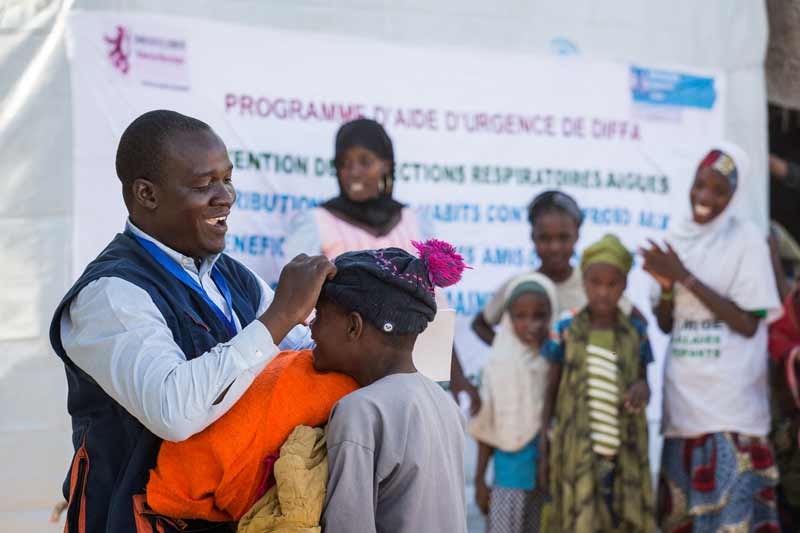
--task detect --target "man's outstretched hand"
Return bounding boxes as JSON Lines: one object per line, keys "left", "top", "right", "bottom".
{"left": 259, "top": 254, "right": 337, "bottom": 343}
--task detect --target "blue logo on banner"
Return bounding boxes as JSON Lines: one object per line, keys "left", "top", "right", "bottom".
{"left": 630, "top": 66, "right": 716, "bottom": 109}
{"left": 550, "top": 37, "right": 579, "bottom": 55}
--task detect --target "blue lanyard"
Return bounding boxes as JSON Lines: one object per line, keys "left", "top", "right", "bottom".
{"left": 134, "top": 236, "right": 237, "bottom": 337}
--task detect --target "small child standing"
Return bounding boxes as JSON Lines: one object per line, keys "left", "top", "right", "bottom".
{"left": 468, "top": 273, "right": 560, "bottom": 533}
{"left": 541, "top": 234, "right": 656, "bottom": 533}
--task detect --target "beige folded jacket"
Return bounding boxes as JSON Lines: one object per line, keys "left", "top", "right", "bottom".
{"left": 238, "top": 425, "right": 327, "bottom": 533}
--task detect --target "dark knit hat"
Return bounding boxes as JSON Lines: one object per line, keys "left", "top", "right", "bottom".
{"left": 322, "top": 240, "right": 468, "bottom": 335}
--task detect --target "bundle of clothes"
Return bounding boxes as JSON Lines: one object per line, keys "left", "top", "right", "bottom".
{"left": 145, "top": 349, "right": 357, "bottom": 531}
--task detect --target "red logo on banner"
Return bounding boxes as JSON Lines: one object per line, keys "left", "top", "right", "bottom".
{"left": 104, "top": 26, "right": 131, "bottom": 74}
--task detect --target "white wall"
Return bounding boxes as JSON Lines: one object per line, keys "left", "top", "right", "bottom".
{"left": 0, "top": 1, "right": 767, "bottom": 530}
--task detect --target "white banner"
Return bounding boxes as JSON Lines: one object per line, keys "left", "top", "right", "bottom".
{"left": 66, "top": 12, "right": 725, "bottom": 415}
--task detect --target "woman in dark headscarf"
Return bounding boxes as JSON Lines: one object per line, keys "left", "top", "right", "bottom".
{"left": 285, "top": 118, "right": 429, "bottom": 259}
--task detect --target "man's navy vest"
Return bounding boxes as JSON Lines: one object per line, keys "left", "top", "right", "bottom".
{"left": 50, "top": 231, "right": 261, "bottom": 532}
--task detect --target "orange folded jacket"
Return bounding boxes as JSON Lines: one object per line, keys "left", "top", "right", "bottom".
{"left": 146, "top": 349, "right": 358, "bottom": 522}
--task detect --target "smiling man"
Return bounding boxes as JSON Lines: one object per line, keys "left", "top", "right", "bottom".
{"left": 50, "top": 110, "right": 336, "bottom": 533}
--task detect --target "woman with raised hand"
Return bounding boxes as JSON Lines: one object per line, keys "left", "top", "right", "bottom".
{"left": 642, "top": 143, "right": 783, "bottom": 532}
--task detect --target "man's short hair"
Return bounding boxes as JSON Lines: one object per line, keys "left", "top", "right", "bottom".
{"left": 115, "top": 110, "right": 211, "bottom": 192}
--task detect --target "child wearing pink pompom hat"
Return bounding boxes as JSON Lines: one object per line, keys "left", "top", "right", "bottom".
{"left": 315, "top": 239, "right": 470, "bottom": 533}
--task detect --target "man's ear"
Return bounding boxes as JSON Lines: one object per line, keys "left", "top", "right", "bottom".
{"left": 131, "top": 178, "right": 159, "bottom": 210}
{"left": 346, "top": 311, "right": 365, "bottom": 341}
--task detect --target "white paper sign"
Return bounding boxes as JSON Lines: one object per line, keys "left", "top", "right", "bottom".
{"left": 413, "top": 308, "right": 456, "bottom": 382}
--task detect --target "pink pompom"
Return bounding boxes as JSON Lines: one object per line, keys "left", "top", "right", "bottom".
{"left": 412, "top": 239, "right": 470, "bottom": 288}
